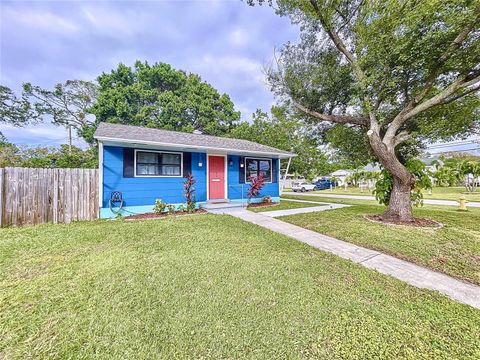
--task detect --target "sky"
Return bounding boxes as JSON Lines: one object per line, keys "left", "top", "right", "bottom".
{"left": 0, "top": 0, "right": 299, "bottom": 148}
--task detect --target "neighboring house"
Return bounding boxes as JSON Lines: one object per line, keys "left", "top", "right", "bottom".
{"left": 330, "top": 169, "right": 353, "bottom": 186}
{"left": 94, "top": 123, "right": 295, "bottom": 218}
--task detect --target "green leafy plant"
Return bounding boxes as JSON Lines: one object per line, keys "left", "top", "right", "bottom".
{"left": 154, "top": 199, "right": 167, "bottom": 214}
{"left": 374, "top": 159, "right": 432, "bottom": 207}
{"left": 177, "top": 204, "right": 186, "bottom": 213}
{"left": 166, "top": 204, "right": 176, "bottom": 214}
{"left": 262, "top": 195, "right": 273, "bottom": 204}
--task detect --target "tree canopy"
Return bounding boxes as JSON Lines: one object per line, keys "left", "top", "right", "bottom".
{"left": 0, "top": 85, "right": 39, "bottom": 141}
{"left": 88, "top": 61, "right": 241, "bottom": 143}
{"left": 228, "top": 106, "right": 331, "bottom": 179}
{"left": 22, "top": 80, "right": 98, "bottom": 148}
{"left": 0, "top": 141, "right": 97, "bottom": 168}
{"left": 250, "top": 0, "right": 480, "bottom": 221}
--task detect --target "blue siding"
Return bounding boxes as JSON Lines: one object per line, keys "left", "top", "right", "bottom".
{"left": 102, "top": 146, "right": 207, "bottom": 208}
{"left": 227, "top": 155, "right": 279, "bottom": 200}
{"left": 101, "top": 146, "right": 281, "bottom": 216}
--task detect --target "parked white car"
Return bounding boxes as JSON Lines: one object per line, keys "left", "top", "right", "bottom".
{"left": 291, "top": 181, "right": 316, "bottom": 192}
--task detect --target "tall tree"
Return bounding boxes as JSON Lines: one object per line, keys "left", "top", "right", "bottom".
{"left": 249, "top": 0, "right": 480, "bottom": 221}
{"left": 89, "top": 61, "right": 240, "bottom": 142}
{"left": 0, "top": 85, "right": 39, "bottom": 141}
{"left": 0, "top": 143, "right": 97, "bottom": 169}
{"left": 229, "top": 106, "right": 331, "bottom": 179}
{"left": 23, "top": 80, "right": 98, "bottom": 152}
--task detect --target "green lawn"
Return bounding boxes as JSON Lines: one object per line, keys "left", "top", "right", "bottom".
{"left": 288, "top": 186, "right": 480, "bottom": 202}
{"left": 1, "top": 216, "right": 479, "bottom": 358}
{"left": 281, "top": 194, "right": 480, "bottom": 285}
{"left": 248, "top": 200, "right": 323, "bottom": 213}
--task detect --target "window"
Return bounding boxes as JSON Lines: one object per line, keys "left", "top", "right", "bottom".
{"left": 245, "top": 158, "right": 272, "bottom": 183}
{"left": 135, "top": 150, "right": 182, "bottom": 177}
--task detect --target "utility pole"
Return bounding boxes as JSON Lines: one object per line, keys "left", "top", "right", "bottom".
{"left": 68, "top": 124, "right": 72, "bottom": 155}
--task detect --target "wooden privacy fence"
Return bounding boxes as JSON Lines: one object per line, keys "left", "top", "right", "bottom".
{"left": 0, "top": 167, "right": 99, "bottom": 227}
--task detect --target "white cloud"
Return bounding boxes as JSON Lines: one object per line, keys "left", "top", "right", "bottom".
{"left": 229, "top": 28, "right": 249, "bottom": 46}
{"left": 4, "top": 8, "right": 79, "bottom": 33}
{"left": 197, "top": 54, "right": 265, "bottom": 83}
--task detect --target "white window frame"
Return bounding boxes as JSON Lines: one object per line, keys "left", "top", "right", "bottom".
{"left": 134, "top": 149, "right": 183, "bottom": 178}
{"left": 244, "top": 157, "right": 273, "bottom": 184}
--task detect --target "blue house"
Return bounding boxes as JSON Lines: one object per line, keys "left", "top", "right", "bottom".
{"left": 94, "top": 123, "right": 296, "bottom": 218}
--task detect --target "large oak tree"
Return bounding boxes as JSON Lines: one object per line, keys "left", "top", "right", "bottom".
{"left": 250, "top": 0, "right": 480, "bottom": 221}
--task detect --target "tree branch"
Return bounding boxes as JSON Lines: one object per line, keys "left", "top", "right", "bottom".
{"left": 293, "top": 100, "right": 369, "bottom": 126}
{"left": 309, "top": 0, "right": 367, "bottom": 84}
{"left": 415, "top": 5, "right": 480, "bottom": 104}
{"left": 393, "top": 131, "right": 411, "bottom": 148}
{"left": 402, "top": 71, "right": 480, "bottom": 122}
{"left": 384, "top": 70, "right": 480, "bottom": 147}
{"left": 439, "top": 84, "right": 480, "bottom": 106}
{"left": 384, "top": 9, "right": 480, "bottom": 142}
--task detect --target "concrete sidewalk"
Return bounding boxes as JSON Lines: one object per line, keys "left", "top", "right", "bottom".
{"left": 210, "top": 208, "right": 480, "bottom": 309}
{"left": 260, "top": 203, "right": 350, "bottom": 217}
{"left": 285, "top": 192, "right": 480, "bottom": 208}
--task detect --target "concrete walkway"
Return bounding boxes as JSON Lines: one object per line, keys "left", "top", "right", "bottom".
{"left": 285, "top": 192, "right": 480, "bottom": 208}
{"left": 210, "top": 208, "right": 480, "bottom": 309}
{"left": 261, "top": 203, "right": 350, "bottom": 217}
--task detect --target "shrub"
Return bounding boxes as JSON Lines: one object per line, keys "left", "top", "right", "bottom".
{"left": 247, "top": 174, "right": 265, "bottom": 204}
{"left": 374, "top": 159, "right": 432, "bottom": 207}
{"left": 262, "top": 195, "right": 272, "bottom": 203}
{"left": 154, "top": 199, "right": 167, "bottom": 214}
{"left": 166, "top": 204, "right": 176, "bottom": 214}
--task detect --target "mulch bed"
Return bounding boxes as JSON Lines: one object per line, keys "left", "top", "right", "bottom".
{"left": 125, "top": 209, "right": 207, "bottom": 220}
{"left": 364, "top": 215, "right": 443, "bottom": 228}
{"left": 247, "top": 202, "right": 279, "bottom": 209}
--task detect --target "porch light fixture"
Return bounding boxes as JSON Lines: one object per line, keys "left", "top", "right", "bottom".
{"left": 240, "top": 163, "right": 244, "bottom": 168}
{"left": 198, "top": 162, "right": 203, "bottom": 167}
{"left": 229, "top": 158, "right": 233, "bottom": 166}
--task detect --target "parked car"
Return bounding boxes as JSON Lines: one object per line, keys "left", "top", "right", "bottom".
{"left": 314, "top": 178, "right": 336, "bottom": 190}
{"left": 291, "top": 181, "right": 316, "bottom": 192}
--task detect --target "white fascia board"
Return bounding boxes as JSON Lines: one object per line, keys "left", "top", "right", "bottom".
{"left": 94, "top": 136, "right": 297, "bottom": 159}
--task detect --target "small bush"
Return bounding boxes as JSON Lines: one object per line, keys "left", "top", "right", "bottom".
{"left": 154, "top": 199, "right": 167, "bottom": 214}
{"left": 166, "top": 204, "right": 176, "bottom": 214}
{"left": 186, "top": 201, "right": 196, "bottom": 213}
{"left": 262, "top": 195, "right": 272, "bottom": 203}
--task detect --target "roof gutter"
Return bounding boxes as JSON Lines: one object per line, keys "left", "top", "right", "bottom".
{"left": 94, "top": 136, "right": 297, "bottom": 159}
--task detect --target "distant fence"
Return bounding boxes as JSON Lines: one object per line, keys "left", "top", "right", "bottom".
{"left": 0, "top": 167, "right": 99, "bottom": 227}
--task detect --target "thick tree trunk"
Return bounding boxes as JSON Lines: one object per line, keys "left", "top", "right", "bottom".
{"left": 382, "top": 176, "right": 415, "bottom": 222}
{"left": 367, "top": 129, "right": 416, "bottom": 222}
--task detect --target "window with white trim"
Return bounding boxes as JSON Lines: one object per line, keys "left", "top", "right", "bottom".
{"left": 136, "top": 151, "right": 182, "bottom": 176}
{"left": 245, "top": 158, "right": 272, "bottom": 182}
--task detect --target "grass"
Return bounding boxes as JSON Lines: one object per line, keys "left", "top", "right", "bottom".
{"left": 285, "top": 186, "right": 480, "bottom": 202}
{"left": 248, "top": 200, "right": 323, "bottom": 213}
{"left": 281, "top": 194, "right": 480, "bottom": 285}
{"left": 1, "top": 215, "right": 479, "bottom": 359}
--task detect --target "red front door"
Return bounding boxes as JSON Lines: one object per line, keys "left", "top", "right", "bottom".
{"left": 208, "top": 156, "right": 225, "bottom": 199}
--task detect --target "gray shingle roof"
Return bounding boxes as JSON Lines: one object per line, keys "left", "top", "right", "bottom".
{"left": 94, "top": 123, "right": 295, "bottom": 158}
